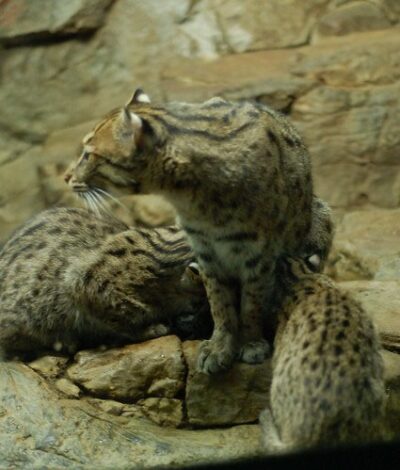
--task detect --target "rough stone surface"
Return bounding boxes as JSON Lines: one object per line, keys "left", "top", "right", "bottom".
{"left": 0, "top": 362, "right": 263, "bottom": 468}
{"left": 340, "top": 281, "right": 400, "bottom": 352}
{"left": 1, "top": 3, "right": 400, "bottom": 240}
{"left": 29, "top": 355, "right": 69, "bottom": 378}
{"left": 55, "top": 378, "right": 82, "bottom": 398}
{"left": 163, "top": 29, "right": 400, "bottom": 211}
{"left": 313, "top": 1, "right": 392, "bottom": 41}
{"left": 184, "top": 341, "right": 272, "bottom": 426}
{"left": 328, "top": 209, "right": 400, "bottom": 281}
{"left": 67, "top": 336, "right": 186, "bottom": 401}
{"left": 0, "top": 0, "right": 114, "bottom": 45}
{"left": 137, "top": 398, "right": 184, "bottom": 428}
{"left": 174, "top": 0, "right": 332, "bottom": 55}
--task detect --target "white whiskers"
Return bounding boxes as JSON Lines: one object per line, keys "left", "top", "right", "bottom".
{"left": 78, "top": 187, "right": 130, "bottom": 220}
{"left": 93, "top": 187, "right": 130, "bottom": 213}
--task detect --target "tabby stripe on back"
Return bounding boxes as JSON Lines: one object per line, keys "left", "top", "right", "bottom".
{"left": 137, "top": 230, "right": 191, "bottom": 256}
{"left": 147, "top": 114, "right": 256, "bottom": 142}
{"left": 128, "top": 249, "right": 191, "bottom": 270}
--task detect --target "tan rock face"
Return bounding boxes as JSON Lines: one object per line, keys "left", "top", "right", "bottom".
{"left": 328, "top": 209, "right": 400, "bottom": 281}
{"left": 313, "top": 1, "right": 391, "bottom": 40}
{"left": 67, "top": 336, "right": 186, "bottom": 401}
{"left": 0, "top": 0, "right": 114, "bottom": 45}
{"left": 340, "top": 281, "right": 400, "bottom": 352}
{"left": 173, "top": 0, "right": 333, "bottom": 59}
{"left": 1, "top": 4, "right": 400, "bottom": 240}
{"left": 183, "top": 341, "right": 272, "bottom": 426}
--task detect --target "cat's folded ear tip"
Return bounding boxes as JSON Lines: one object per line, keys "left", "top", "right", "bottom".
{"left": 126, "top": 88, "right": 151, "bottom": 106}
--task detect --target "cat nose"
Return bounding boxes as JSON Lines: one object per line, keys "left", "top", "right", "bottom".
{"left": 64, "top": 172, "right": 72, "bottom": 183}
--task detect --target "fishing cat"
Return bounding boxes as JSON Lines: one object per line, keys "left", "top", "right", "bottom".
{"left": 65, "top": 90, "right": 317, "bottom": 374}
{"left": 0, "top": 207, "right": 208, "bottom": 359}
{"left": 260, "top": 257, "right": 386, "bottom": 452}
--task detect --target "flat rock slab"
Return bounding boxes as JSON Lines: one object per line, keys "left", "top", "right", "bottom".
{"left": 0, "top": 362, "right": 263, "bottom": 468}
{"left": 184, "top": 341, "right": 272, "bottom": 426}
{"left": 67, "top": 335, "right": 186, "bottom": 401}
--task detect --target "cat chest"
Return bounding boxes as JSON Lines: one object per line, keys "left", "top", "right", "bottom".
{"left": 190, "top": 234, "right": 268, "bottom": 280}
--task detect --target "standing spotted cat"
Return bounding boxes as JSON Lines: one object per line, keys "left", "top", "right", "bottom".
{"left": 0, "top": 207, "right": 207, "bottom": 359}
{"left": 66, "top": 90, "right": 316, "bottom": 374}
{"left": 260, "top": 257, "right": 386, "bottom": 452}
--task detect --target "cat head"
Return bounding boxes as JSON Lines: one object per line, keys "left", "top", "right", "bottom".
{"left": 64, "top": 89, "right": 155, "bottom": 203}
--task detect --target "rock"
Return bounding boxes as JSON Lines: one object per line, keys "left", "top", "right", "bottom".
{"left": 183, "top": 341, "right": 272, "bottom": 426}
{"left": 163, "top": 29, "right": 400, "bottom": 211}
{"left": 0, "top": 150, "right": 46, "bottom": 244}
{"left": 137, "top": 398, "right": 184, "bottom": 428}
{"left": 86, "top": 398, "right": 125, "bottom": 416}
{"left": 382, "top": 350, "right": 400, "bottom": 438}
{"left": 162, "top": 48, "right": 314, "bottom": 108}
{"left": 328, "top": 209, "right": 400, "bottom": 281}
{"left": 67, "top": 336, "right": 186, "bottom": 401}
{"left": 313, "top": 1, "right": 391, "bottom": 41}
{"left": 383, "top": 350, "right": 400, "bottom": 382}
{"left": 55, "top": 378, "right": 82, "bottom": 398}
{"left": 339, "top": 281, "right": 400, "bottom": 352}
{"left": 0, "top": 0, "right": 114, "bottom": 45}
{"left": 183, "top": 0, "right": 330, "bottom": 54}
{"left": 88, "top": 396, "right": 184, "bottom": 427}
{"left": 29, "top": 355, "right": 69, "bottom": 378}
{"left": 0, "top": 361, "right": 263, "bottom": 467}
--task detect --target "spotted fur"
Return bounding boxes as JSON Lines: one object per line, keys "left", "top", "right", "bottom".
{"left": 260, "top": 257, "right": 386, "bottom": 452}
{"left": 0, "top": 208, "right": 207, "bottom": 358}
{"left": 66, "top": 90, "right": 323, "bottom": 374}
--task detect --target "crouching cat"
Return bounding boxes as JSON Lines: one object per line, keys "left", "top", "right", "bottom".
{"left": 260, "top": 256, "right": 386, "bottom": 452}
{"left": 0, "top": 207, "right": 208, "bottom": 359}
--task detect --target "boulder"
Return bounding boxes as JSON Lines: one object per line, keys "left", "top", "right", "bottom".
{"left": 328, "top": 209, "right": 400, "bottom": 281}
{"left": 184, "top": 341, "right": 272, "bottom": 426}
{"left": 67, "top": 336, "right": 186, "bottom": 401}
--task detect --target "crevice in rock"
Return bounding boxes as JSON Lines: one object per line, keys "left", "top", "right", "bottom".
{"left": 1, "top": 30, "right": 95, "bottom": 48}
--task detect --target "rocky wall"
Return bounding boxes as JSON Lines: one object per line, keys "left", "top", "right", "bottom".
{"left": 0, "top": 0, "right": 399, "bottom": 242}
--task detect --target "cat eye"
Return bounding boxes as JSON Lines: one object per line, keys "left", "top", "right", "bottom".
{"left": 81, "top": 152, "right": 90, "bottom": 162}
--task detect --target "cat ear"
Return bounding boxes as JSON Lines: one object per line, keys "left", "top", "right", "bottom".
{"left": 188, "top": 262, "right": 200, "bottom": 276}
{"left": 307, "top": 254, "right": 321, "bottom": 269}
{"left": 113, "top": 107, "right": 142, "bottom": 141}
{"left": 126, "top": 88, "right": 151, "bottom": 106}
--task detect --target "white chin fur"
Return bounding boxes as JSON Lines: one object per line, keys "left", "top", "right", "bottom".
{"left": 130, "top": 112, "right": 143, "bottom": 128}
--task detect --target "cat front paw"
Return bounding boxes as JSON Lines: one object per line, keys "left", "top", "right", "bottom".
{"left": 197, "top": 337, "right": 236, "bottom": 374}
{"left": 238, "top": 339, "right": 271, "bottom": 364}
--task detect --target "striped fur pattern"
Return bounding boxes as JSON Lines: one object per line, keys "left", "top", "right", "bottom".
{"left": 261, "top": 257, "right": 386, "bottom": 452}
{"left": 0, "top": 208, "right": 207, "bottom": 358}
{"left": 66, "top": 90, "right": 317, "bottom": 374}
